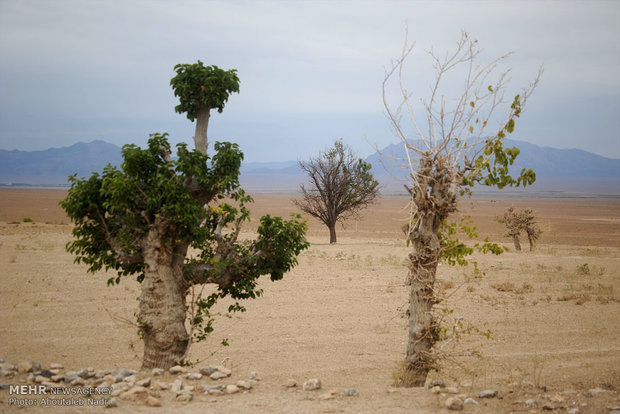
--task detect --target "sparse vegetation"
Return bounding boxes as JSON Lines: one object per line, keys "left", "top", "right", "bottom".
{"left": 60, "top": 62, "right": 309, "bottom": 369}
{"left": 294, "top": 139, "right": 379, "bottom": 244}
{"left": 383, "top": 31, "right": 541, "bottom": 386}
{"left": 22, "top": 217, "right": 33, "bottom": 223}
{"left": 497, "top": 207, "right": 542, "bottom": 251}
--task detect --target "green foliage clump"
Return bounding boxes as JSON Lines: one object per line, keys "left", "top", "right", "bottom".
{"left": 60, "top": 133, "right": 309, "bottom": 343}
{"left": 170, "top": 61, "right": 240, "bottom": 121}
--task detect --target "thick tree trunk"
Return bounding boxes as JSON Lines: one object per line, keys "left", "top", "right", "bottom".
{"left": 139, "top": 222, "right": 189, "bottom": 369}
{"left": 329, "top": 224, "right": 337, "bottom": 244}
{"left": 194, "top": 104, "right": 211, "bottom": 155}
{"left": 401, "top": 213, "right": 441, "bottom": 387}
{"left": 512, "top": 234, "right": 522, "bottom": 251}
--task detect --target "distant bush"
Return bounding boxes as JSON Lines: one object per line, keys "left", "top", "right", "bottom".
{"left": 22, "top": 217, "right": 33, "bottom": 223}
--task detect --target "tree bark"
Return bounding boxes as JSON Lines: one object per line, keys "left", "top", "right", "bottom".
{"left": 139, "top": 222, "right": 190, "bottom": 369}
{"left": 401, "top": 213, "right": 441, "bottom": 387}
{"left": 329, "top": 224, "right": 337, "bottom": 244}
{"left": 194, "top": 104, "right": 211, "bottom": 155}
{"left": 528, "top": 236, "right": 535, "bottom": 251}
{"left": 512, "top": 234, "right": 522, "bottom": 251}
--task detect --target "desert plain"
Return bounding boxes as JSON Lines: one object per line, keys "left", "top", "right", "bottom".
{"left": 0, "top": 188, "right": 619, "bottom": 413}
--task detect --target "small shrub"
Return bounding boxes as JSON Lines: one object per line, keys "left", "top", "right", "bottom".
{"left": 576, "top": 263, "right": 590, "bottom": 275}
{"left": 22, "top": 217, "right": 33, "bottom": 223}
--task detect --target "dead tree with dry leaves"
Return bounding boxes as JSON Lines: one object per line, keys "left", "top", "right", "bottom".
{"left": 295, "top": 139, "right": 379, "bottom": 244}
{"left": 498, "top": 207, "right": 542, "bottom": 251}
{"left": 383, "top": 31, "right": 542, "bottom": 386}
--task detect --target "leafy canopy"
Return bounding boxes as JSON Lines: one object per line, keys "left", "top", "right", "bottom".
{"left": 170, "top": 61, "right": 240, "bottom": 121}
{"left": 60, "top": 133, "right": 309, "bottom": 292}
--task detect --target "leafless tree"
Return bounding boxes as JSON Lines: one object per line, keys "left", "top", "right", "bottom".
{"left": 498, "top": 207, "right": 542, "bottom": 251}
{"left": 294, "top": 139, "right": 379, "bottom": 244}
{"left": 498, "top": 206, "right": 523, "bottom": 251}
{"left": 383, "top": 30, "right": 542, "bottom": 386}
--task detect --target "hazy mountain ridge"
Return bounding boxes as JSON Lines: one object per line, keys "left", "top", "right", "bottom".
{"left": 1, "top": 139, "right": 618, "bottom": 195}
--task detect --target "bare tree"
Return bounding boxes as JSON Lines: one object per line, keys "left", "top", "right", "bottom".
{"left": 383, "top": 31, "right": 542, "bottom": 386}
{"left": 521, "top": 209, "right": 542, "bottom": 251}
{"left": 294, "top": 139, "right": 379, "bottom": 244}
{"left": 498, "top": 206, "right": 523, "bottom": 251}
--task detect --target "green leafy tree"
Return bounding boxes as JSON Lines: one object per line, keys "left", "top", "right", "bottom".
{"left": 61, "top": 62, "right": 308, "bottom": 369}
{"left": 383, "top": 31, "right": 542, "bottom": 386}
{"left": 294, "top": 139, "right": 379, "bottom": 244}
{"left": 170, "top": 61, "right": 240, "bottom": 155}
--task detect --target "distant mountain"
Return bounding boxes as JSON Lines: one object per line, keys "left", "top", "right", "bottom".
{"left": 366, "top": 139, "right": 620, "bottom": 195}
{"left": 0, "top": 140, "right": 123, "bottom": 185}
{"left": 1, "top": 139, "right": 618, "bottom": 195}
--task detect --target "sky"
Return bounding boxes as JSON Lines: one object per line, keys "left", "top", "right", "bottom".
{"left": 0, "top": 0, "right": 619, "bottom": 162}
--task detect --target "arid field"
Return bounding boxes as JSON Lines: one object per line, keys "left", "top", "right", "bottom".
{"left": 1, "top": 188, "right": 619, "bottom": 413}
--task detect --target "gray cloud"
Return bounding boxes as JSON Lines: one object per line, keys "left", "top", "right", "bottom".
{"left": 0, "top": 0, "right": 618, "bottom": 160}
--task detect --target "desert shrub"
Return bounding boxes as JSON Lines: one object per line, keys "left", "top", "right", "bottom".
{"left": 22, "top": 217, "right": 33, "bottom": 223}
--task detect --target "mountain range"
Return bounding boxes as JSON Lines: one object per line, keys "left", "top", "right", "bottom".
{"left": 1, "top": 139, "right": 618, "bottom": 196}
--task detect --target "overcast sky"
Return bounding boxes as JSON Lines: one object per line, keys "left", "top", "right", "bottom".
{"left": 0, "top": 0, "right": 618, "bottom": 162}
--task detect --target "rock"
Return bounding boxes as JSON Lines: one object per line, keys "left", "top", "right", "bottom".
{"left": 199, "top": 366, "right": 218, "bottom": 376}
{"left": 341, "top": 388, "right": 358, "bottom": 396}
{"left": 464, "top": 397, "right": 478, "bottom": 405}
{"left": 210, "top": 371, "right": 229, "bottom": 380}
{"left": 111, "top": 382, "right": 130, "bottom": 396}
{"left": 430, "top": 386, "right": 442, "bottom": 394}
{"left": 119, "top": 386, "right": 148, "bottom": 402}
{"left": 105, "top": 397, "right": 118, "bottom": 408}
{"left": 429, "top": 379, "right": 446, "bottom": 388}
{"left": 169, "top": 365, "right": 186, "bottom": 375}
{"left": 136, "top": 378, "right": 151, "bottom": 387}
{"left": 542, "top": 403, "right": 555, "bottom": 411}
{"left": 114, "top": 369, "right": 135, "bottom": 383}
{"left": 170, "top": 379, "right": 183, "bottom": 394}
{"left": 123, "top": 374, "right": 137, "bottom": 384}
{"left": 586, "top": 388, "right": 607, "bottom": 397}
{"left": 207, "top": 388, "right": 224, "bottom": 395}
{"left": 34, "top": 375, "right": 47, "bottom": 383}
{"left": 51, "top": 374, "right": 64, "bottom": 382}
{"left": 525, "top": 398, "right": 537, "bottom": 408}
{"left": 319, "top": 390, "right": 336, "bottom": 400}
{"left": 71, "top": 377, "right": 86, "bottom": 386}
{"left": 285, "top": 379, "right": 297, "bottom": 388}
{"left": 226, "top": 384, "right": 240, "bottom": 394}
{"left": 151, "top": 368, "right": 164, "bottom": 376}
{"left": 185, "top": 373, "right": 203, "bottom": 380}
{"left": 78, "top": 368, "right": 96, "bottom": 379}
{"left": 0, "top": 383, "right": 11, "bottom": 390}
{"left": 50, "top": 363, "right": 64, "bottom": 370}
{"left": 150, "top": 381, "right": 168, "bottom": 391}
{"left": 0, "top": 363, "right": 16, "bottom": 373}
{"left": 176, "top": 390, "right": 193, "bottom": 402}
{"left": 444, "top": 386, "right": 459, "bottom": 394}
{"left": 215, "top": 366, "right": 232, "bottom": 376}
{"left": 445, "top": 397, "right": 464, "bottom": 411}
{"left": 145, "top": 396, "right": 162, "bottom": 407}
{"left": 567, "top": 408, "right": 580, "bottom": 414}
{"left": 36, "top": 369, "right": 55, "bottom": 378}
{"left": 303, "top": 378, "right": 322, "bottom": 391}
{"left": 204, "top": 384, "right": 224, "bottom": 392}
{"left": 249, "top": 371, "right": 260, "bottom": 381}
{"left": 237, "top": 380, "right": 253, "bottom": 390}
{"left": 18, "top": 361, "right": 34, "bottom": 373}
{"left": 479, "top": 389, "right": 499, "bottom": 398}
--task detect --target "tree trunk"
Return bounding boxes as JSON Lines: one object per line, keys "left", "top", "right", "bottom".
{"left": 512, "top": 234, "right": 522, "bottom": 251}
{"left": 329, "top": 224, "right": 337, "bottom": 244}
{"left": 401, "top": 213, "right": 441, "bottom": 387}
{"left": 528, "top": 236, "right": 535, "bottom": 251}
{"left": 139, "top": 222, "right": 190, "bottom": 369}
{"left": 194, "top": 104, "right": 211, "bottom": 155}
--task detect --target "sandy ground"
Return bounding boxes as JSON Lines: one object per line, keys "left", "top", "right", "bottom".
{"left": 1, "top": 189, "right": 619, "bottom": 413}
